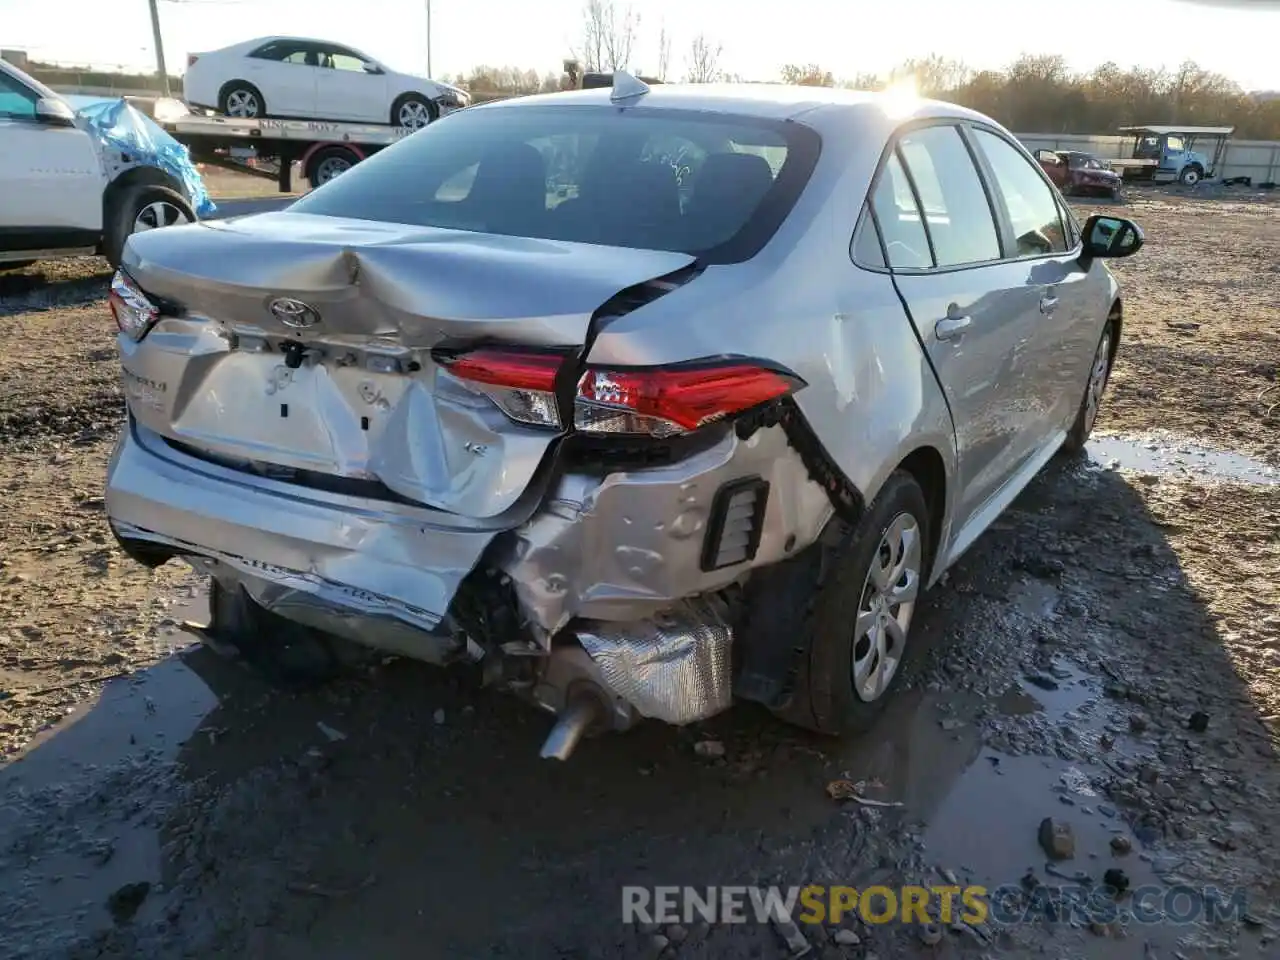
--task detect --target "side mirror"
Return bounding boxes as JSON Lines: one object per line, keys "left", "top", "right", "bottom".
{"left": 1082, "top": 214, "right": 1144, "bottom": 259}
{"left": 363, "top": 63, "right": 385, "bottom": 75}
{"left": 35, "top": 97, "right": 76, "bottom": 126}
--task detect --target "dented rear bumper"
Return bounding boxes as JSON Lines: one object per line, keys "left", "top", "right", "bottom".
{"left": 107, "top": 419, "right": 498, "bottom": 638}
{"left": 106, "top": 416, "right": 834, "bottom": 730}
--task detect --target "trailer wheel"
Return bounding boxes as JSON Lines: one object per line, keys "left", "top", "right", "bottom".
{"left": 1179, "top": 164, "right": 1203, "bottom": 186}
{"left": 219, "top": 81, "right": 266, "bottom": 118}
{"left": 391, "top": 93, "right": 436, "bottom": 129}
{"left": 305, "top": 145, "right": 361, "bottom": 188}
{"left": 103, "top": 183, "right": 195, "bottom": 268}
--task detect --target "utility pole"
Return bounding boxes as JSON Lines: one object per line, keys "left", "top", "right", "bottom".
{"left": 147, "top": 0, "right": 171, "bottom": 97}
{"left": 425, "top": 0, "right": 433, "bottom": 77}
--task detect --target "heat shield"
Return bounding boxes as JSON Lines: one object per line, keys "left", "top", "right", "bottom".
{"left": 576, "top": 599, "right": 733, "bottom": 725}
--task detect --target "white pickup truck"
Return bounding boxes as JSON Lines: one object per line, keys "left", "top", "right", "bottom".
{"left": 0, "top": 58, "right": 211, "bottom": 270}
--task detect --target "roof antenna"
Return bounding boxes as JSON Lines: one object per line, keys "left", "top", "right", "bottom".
{"left": 610, "top": 70, "right": 651, "bottom": 103}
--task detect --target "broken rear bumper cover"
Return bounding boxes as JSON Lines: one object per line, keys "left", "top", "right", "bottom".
{"left": 105, "top": 417, "right": 833, "bottom": 731}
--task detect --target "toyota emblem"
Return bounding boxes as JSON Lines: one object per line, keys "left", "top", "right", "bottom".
{"left": 268, "top": 297, "right": 321, "bottom": 328}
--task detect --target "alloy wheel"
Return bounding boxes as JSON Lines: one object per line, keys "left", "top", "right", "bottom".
{"left": 852, "top": 512, "right": 921, "bottom": 702}
{"left": 397, "top": 101, "right": 431, "bottom": 129}
{"left": 226, "top": 90, "right": 260, "bottom": 117}
{"left": 132, "top": 200, "right": 190, "bottom": 234}
{"left": 1083, "top": 330, "right": 1112, "bottom": 434}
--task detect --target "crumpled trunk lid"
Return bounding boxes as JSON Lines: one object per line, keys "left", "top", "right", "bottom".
{"left": 120, "top": 212, "right": 695, "bottom": 518}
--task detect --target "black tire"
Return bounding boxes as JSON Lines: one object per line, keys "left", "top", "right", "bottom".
{"left": 218, "top": 81, "right": 266, "bottom": 119}
{"left": 203, "top": 577, "right": 376, "bottom": 688}
{"left": 1062, "top": 318, "right": 1115, "bottom": 454}
{"left": 1179, "top": 164, "right": 1203, "bottom": 187}
{"left": 768, "top": 470, "right": 932, "bottom": 736}
{"left": 390, "top": 92, "right": 436, "bottom": 129}
{"left": 305, "top": 145, "right": 361, "bottom": 189}
{"left": 103, "top": 183, "right": 195, "bottom": 268}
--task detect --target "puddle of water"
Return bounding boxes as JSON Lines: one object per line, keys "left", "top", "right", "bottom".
{"left": 1088, "top": 435, "right": 1278, "bottom": 485}
{"left": 922, "top": 747, "right": 1273, "bottom": 959}
{"left": 7, "top": 655, "right": 218, "bottom": 781}
{"left": 1013, "top": 661, "right": 1099, "bottom": 720}
{"left": 0, "top": 654, "right": 221, "bottom": 942}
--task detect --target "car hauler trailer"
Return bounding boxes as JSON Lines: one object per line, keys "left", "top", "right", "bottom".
{"left": 157, "top": 64, "right": 659, "bottom": 193}
{"left": 159, "top": 111, "right": 418, "bottom": 192}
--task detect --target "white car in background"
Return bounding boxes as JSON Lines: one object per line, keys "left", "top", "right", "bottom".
{"left": 0, "top": 57, "right": 209, "bottom": 269}
{"left": 183, "top": 36, "right": 470, "bottom": 129}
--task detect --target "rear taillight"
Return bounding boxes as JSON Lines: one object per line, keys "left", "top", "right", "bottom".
{"left": 108, "top": 270, "right": 159, "bottom": 341}
{"left": 575, "top": 361, "right": 805, "bottom": 438}
{"left": 438, "top": 349, "right": 805, "bottom": 438}
{"left": 438, "top": 348, "right": 566, "bottom": 427}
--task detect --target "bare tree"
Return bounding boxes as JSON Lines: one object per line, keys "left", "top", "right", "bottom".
{"left": 780, "top": 63, "right": 834, "bottom": 87}
{"left": 685, "top": 33, "right": 722, "bottom": 84}
{"left": 888, "top": 55, "right": 970, "bottom": 96}
{"left": 657, "top": 23, "right": 672, "bottom": 82}
{"left": 577, "top": 0, "right": 638, "bottom": 72}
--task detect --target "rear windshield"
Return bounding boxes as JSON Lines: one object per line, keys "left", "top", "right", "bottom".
{"left": 287, "top": 104, "right": 820, "bottom": 263}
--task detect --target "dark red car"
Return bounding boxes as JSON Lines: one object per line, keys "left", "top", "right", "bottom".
{"left": 1036, "top": 149, "right": 1124, "bottom": 199}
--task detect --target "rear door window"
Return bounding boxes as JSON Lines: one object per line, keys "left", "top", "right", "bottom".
{"left": 861, "top": 151, "right": 931, "bottom": 270}
{"left": 971, "top": 129, "right": 1068, "bottom": 257}
{"left": 896, "top": 125, "right": 1002, "bottom": 268}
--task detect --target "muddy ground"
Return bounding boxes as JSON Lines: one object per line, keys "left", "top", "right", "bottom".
{"left": 0, "top": 186, "right": 1277, "bottom": 959}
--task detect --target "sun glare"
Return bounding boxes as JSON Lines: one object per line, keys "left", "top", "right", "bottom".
{"left": 881, "top": 74, "right": 921, "bottom": 118}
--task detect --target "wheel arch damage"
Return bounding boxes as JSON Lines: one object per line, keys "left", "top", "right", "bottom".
{"left": 76, "top": 97, "right": 214, "bottom": 220}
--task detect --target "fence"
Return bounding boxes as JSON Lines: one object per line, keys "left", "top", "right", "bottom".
{"left": 1015, "top": 132, "right": 1280, "bottom": 184}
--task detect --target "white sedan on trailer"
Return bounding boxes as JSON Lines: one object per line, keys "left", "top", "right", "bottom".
{"left": 183, "top": 36, "right": 469, "bottom": 129}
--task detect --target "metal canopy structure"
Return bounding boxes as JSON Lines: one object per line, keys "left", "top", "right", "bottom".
{"left": 1117, "top": 125, "right": 1235, "bottom": 137}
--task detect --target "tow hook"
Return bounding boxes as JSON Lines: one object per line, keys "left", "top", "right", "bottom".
{"left": 281, "top": 339, "right": 305, "bottom": 369}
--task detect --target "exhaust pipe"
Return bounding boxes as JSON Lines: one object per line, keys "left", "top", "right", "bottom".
{"left": 539, "top": 695, "right": 604, "bottom": 761}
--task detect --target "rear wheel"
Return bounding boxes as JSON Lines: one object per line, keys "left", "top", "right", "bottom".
{"left": 219, "top": 81, "right": 266, "bottom": 118}
{"left": 305, "top": 145, "right": 361, "bottom": 188}
{"left": 770, "top": 471, "right": 930, "bottom": 736}
{"left": 103, "top": 183, "right": 194, "bottom": 268}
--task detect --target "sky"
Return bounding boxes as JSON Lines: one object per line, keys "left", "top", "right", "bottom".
{"left": 2, "top": 0, "right": 1279, "bottom": 91}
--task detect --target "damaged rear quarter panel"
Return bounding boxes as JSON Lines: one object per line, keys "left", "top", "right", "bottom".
{"left": 499, "top": 425, "right": 834, "bottom": 638}
{"left": 583, "top": 111, "right": 959, "bottom": 557}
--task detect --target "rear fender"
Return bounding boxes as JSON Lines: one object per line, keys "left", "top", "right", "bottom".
{"left": 494, "top": 424, "right": 835, "bottom": 640}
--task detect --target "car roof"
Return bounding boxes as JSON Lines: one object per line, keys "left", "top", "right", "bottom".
{"left": 231, "top": 36, "right": 359, "bottom": 51}
{"left": 472, "top": 82, "right": 997, "bottom": 131}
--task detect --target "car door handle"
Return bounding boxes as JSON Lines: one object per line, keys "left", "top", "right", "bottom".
{"left": 935, "top": 315, "right": 972, "bottom": 340}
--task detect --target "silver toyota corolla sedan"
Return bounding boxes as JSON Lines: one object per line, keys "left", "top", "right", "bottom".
{"left": 105, "top": 76, "right": 1143, "bottom": 759}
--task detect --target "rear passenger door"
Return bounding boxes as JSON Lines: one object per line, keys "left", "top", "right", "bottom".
{"left": 244, "top": 40, "right": 319, "bottom": 117}
{"left": 314, "top": 45, "right": 387, "bottom": 123}
{"left": 868, "top": 123, "right": 1045, "bottom": 534}
{"left": 968, "top": 128, "right": 1101, "bottom": 436}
